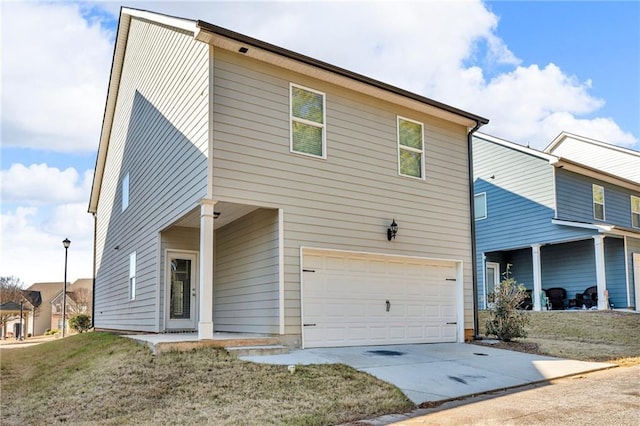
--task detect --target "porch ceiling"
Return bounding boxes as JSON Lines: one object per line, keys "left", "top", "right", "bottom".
{"left": 174, "top": 202, "right": 260, "bottom": 229}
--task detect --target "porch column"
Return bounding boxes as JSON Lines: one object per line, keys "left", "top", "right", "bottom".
{"left": 198, "top": 199, "right": 216, "bottom": 339}
{"left": 531, "top": 244, "right": 543, "bottom": 311}
{"left": 593, "top": 235, "right": 608, "bottom": 310}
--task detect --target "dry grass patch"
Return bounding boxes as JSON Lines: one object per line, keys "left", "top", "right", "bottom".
{"left": 1, "top": 332, "right": 412, "bottom": 425}
{"left": 477, "top": 310, "right": 640, "bottom": 365}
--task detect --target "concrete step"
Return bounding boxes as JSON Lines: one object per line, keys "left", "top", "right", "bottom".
{"left": 226, "top": 344, "right": 289, "bottom": 357}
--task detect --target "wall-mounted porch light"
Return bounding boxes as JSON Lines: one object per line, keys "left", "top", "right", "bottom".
{"left": 387, "top": 219, "right": 398, "bottom": 241}
{"left": 213, "top": 212, "right": 221, "bottom": 219}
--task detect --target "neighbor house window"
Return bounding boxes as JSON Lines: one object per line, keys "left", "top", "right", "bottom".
{"left": 129, "top": 251, "right": 136, "bottom": 300}
{"left": 632, "top": 195, "right": 640, "bottom": 228}
{"left": 474, "top": 193, "right": 487, "bottom": 220}
{"left": 290, "top": 84, "right": 326, "bottom": 158}
{"left": 592, "top": 184, "right": 605, "bottom": 221}
{"left": 122, "top": 173, "right": 130, "bottom": 212}
{"left": 397, "top": 117, "right": 424, "bottom": 179}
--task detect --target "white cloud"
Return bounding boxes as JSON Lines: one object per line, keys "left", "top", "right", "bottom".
{"left": 0, "top": 205, "right": 93, "bottom": 285}
{"left": 1, "top": 163, "right": 93, "bottom": 205}
{"left": 1, "top": 1, "right": 113, "bottom": 153}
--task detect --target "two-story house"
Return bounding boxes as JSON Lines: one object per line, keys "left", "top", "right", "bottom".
{"left": 474, "top": 132, "right": 640, "bottom": 312}
{"left": 88, "top": 8, "right": 489, "bottom": 348}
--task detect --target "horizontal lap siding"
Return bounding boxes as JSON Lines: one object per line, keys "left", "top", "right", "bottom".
{"left": 214, "top": 209, "right": 279, "bottom": 334}
{"left": 605, "top": 237, "right": 627, "bottom": 308}
{"left": 541, "top": 240, "right": 595, "bottom": 299}
{"left": 556, "top": 169, "right": 639, "bottom": 228}
{"left": 94, "top": 19, "right": 209, "bottom": 332}
{"left": 628, "top": 237, "right": 640, "bottom": 308}
{"left": 211, "top": 50, "right": 473, "bottom": 335}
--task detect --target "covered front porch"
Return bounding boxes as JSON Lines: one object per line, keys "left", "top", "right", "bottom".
{"left": 159, "top": 199, "right": 285, "bottom": 342}
{"left": 481, "top": 235, "right": 631, "bottom": 311}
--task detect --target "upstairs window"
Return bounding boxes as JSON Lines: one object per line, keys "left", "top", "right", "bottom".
{"left": 122, "top": 173, "right": 130, "bottom": 212}
{"left": 290, "top": 84, "right": 326, "bottom": 158}
{"left": 592, "top": 184, "right": 605, "bottom": 221}
{"left": 632, "top": 196, "right": 640, "bottom": 229}
{"left": 474, "top": 193, "right": 487, "bottom": 220}
{"left": 398, "top": 117, "right": 424, "bottom": 179}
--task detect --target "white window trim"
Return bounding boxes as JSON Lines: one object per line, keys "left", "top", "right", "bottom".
{"left": 592, "top": 184, "right": 605, "bottom": 221}
{"left": 289, "top": 83, "right": 326, "bottom": 159}
{"left": 475, "top": 192, "right": 487, "bottom": 220}
{"left": 122, "top": 173, "right": 130, "bottom": 212}
{"left": 397, "top": 116, "right": 425, "bottom": 180}
{"left": 129, "top": 251, "right": 136, "bottom": 301}
{"left": 631, "top": 195, "right": 640, "bottom": 229}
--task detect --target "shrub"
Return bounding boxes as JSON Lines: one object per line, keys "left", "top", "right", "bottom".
{"left": 485, "top": 264, "right": 530, "bottom": 341}
{"left": 69, "top": 314, "right": 92, "bottom": 333}
{"left": 45, "top": 329, "right": 58, "bottom": 335}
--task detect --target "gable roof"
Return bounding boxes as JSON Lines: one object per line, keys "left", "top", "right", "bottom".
{"left": 88, "top": 7, "right": 488, "bottom": 213}
{"left": 475, "top": 132, "right": 640, "bottom": 192}
{"left": 545, "top": 132, "right": 640, "bottom": 185}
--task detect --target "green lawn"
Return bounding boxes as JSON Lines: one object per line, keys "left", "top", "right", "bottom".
{"left": 0, "top": 332, "right": 412, "bottom": 425}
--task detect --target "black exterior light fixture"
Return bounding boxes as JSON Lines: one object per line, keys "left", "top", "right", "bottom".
{"left": 62, "top": 238, "right": 71, "bottom": 337}
{"left": 387, "top": 219, "right": 398, "bottom": 241}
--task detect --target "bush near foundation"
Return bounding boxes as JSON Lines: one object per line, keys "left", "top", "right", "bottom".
{"left": 485, "top": 264, "right": 530, "bottom": 342}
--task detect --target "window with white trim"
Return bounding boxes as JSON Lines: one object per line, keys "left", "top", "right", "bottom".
{"left": 290, "top": 84, "right": 326, "bottom": 158}
{"left": 397, "top": 117, "right": 424, "bottom": 179}
{"left": 632, "top": 195, "right": 640, "bottom": 229}
{"left": 122, "top": 173, "right": 130, "bottom": 212}
{"left": 129, "top": 251, "right": 136, "bottom": 300}
{"left": 474, "top": 193, "right": 487, "bottom": 220}
{"left": 592, "top": 184, "right": 605, "bottom": 221}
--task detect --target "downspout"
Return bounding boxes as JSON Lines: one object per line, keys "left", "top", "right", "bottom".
{"left": 92, "top": 212, "right": 97, "bottom": 328}
{"left": 467, "top": 120, "right": 483, "bottom": 340}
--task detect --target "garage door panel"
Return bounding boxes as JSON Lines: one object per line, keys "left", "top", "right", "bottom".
{"left": 302, "top": 250, "right": 460, "bottom": 348}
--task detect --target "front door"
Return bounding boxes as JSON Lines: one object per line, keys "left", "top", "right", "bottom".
{"left": 485, "top": 262, "right": 500, "bottom": 307}
{"left": 165, "top": 251, "right": 198, "bottom": 330}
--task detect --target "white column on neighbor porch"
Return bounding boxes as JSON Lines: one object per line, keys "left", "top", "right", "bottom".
{"left": 198, "top": 199, "right": 216, "bottom": 339}
{"left": 531, "top": 244, "right": 543, "bottom": 311}
{"left": 593, "top": 235, "right": 608, "bottom": 310}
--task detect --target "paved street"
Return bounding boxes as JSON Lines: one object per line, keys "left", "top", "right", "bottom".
{"left": 360, "top": 365, "right": 640, "bottom": 425}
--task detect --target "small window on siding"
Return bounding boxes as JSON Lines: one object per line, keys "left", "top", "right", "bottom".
{"left": 632, "top": 196, "right": 640, "bottom": 229}
{"left": 592, "top": 184, "right": 605, "bottom": 221}
{"left": 475, "top": 193, "right": 487, "bottom": 220}
{"left": 290, "top": 84, "right": 326, "bottom": 158}
{"left": 129, "top": 251, "right": 136, "bottom": 300}
{"left": 122, "top": 173, "right": 130, "bottom": 212}
{"left": 398, "top": 117, "right": 424, "bottom": 179}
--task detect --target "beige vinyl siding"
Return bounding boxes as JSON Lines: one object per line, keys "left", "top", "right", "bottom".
{"left": 210, "top": 50, "right": 473, "bottom": 335}
{"left": 214, "top": 209, "right": 280, "bottom": 334}
{"left": 94, "top": 18, "right": 209, "bottom": 332}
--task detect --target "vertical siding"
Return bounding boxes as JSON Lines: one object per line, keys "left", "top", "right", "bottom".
{"left": 211, "top": 50, "right": 474, "bottom": 336}
{"left": 94, "top": 19, "right": 209, "bottom": 332}
{"left": 214, "top": 209, "right": 279, "bottom": 334}
{"left": 555, "top": 169, "right": 639, "bottom": 227}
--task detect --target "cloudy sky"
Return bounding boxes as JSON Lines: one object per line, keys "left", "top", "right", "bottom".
{"left": 1, "top": 0, "right": 639, "bottom": 286}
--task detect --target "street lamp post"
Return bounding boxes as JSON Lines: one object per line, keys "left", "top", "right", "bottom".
{"left": 62, "top": 238, "right": 71, "bottom": 337}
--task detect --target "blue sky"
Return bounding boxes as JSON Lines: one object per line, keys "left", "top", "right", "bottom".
{"left": 1, "top": 0, "right": 639, "bottom": 285}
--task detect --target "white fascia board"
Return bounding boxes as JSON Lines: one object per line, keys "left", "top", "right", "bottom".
{"left": 122, "top": 8, "right": 198, "bottom": 33}
{"left": 546, "top": 131, "right": 640, "bottom": 158}
{"left": 551, "top": 219, "right": 613, "bottom": 232}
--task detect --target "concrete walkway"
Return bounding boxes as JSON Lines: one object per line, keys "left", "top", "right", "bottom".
{"left": 241, "top": 343, "right": 614, "bottom": 405}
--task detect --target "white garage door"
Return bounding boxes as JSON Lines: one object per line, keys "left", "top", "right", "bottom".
{"left": 301, "top": 249, "right": 459, "bottom": 348}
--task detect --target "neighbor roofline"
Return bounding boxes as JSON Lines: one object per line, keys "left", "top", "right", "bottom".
{"left": 545, "top": 131, "right": 640, "bottom": 157}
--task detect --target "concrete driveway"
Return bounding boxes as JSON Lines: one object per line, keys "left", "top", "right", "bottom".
{"left": 240, "top": 343, "right": 613, "bottom": 404}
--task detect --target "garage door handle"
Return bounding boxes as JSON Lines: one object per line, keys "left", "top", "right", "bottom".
{"left": 386, "top": 300, "right": 391, "bottom": 312}
{"left": 303, "top": 323, "right": 317, "bottom": 327}
{"left": 446, "top": 322, "right": 457, "bottom": 325}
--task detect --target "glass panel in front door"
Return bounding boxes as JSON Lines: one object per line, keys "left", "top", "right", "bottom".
{"left": 170, "top": 259, "right": 192, "bottom": 320}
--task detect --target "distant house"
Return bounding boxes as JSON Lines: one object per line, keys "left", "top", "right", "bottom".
{"left": 474, "top": 132, "right": 640, "bottom": 311}
{"left": 50, "top": 279, "right": 93, "bottom": 332}
{"left": 25, "top": 282, "right": 62, "bottom": 335}
{"left": 88, "top": 8, "right": 489, "bottom": 348}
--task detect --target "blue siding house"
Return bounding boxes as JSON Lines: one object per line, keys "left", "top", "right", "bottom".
{"left": 474, "top": 132, "right": 640, "bottom": 312}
